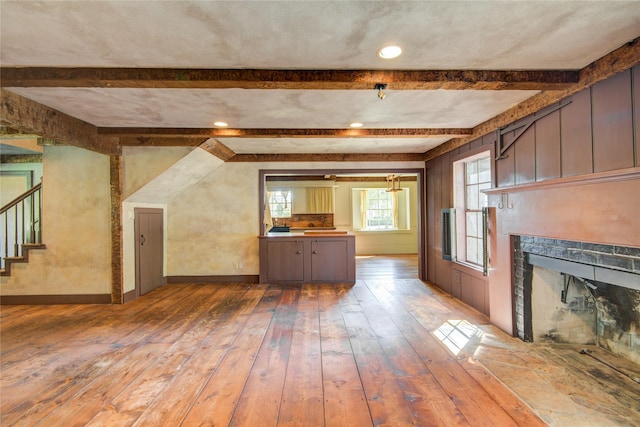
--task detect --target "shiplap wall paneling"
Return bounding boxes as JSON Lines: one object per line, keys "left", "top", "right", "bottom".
{"left": 514, "top": 125, "right": 536, "bottom": 185}
{"left": 561, "top": 88, "right": 593, "bottom": 177}
{"left": 426, "top": 158, "right": 440, "bottom": 285}
{"left": 496, "top": 131, "right": 516, "bottom": 187}
{"left": 535, "top": 109, "right": 561, "bottom": 181}
{"left": 592, "top": 70, "right": 634, "bottom": 173}
{"left": 633, "top": 65, "right": 640, "bottom": 167}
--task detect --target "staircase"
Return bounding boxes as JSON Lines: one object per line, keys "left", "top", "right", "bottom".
{"left": 1, "top": 183, "right": 45, "bottom": 276}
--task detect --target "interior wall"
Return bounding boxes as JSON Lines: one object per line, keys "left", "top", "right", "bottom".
{"left": 122, "top": 146, "right": 193, "bottom": 198}
{"left": 425, "top": 66, "right": 640, "bottom": 332}
{"left": 0, "top": 146, "right": 112, "bottom": 296}
{"left": 167, "top": 161, "right": 423, "bottom": 277}
{"left": 426, "top": 135, "right": 494, "bottom": 317}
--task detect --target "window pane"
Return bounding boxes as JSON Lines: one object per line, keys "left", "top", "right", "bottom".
{"left": 466, "top": 237, "right": 479, "bottom": 265}
{"left": 466, "top": 184, "right": 479, "bottom": 210}
{"left": 478, "top": 157, "right": 491, "bottom": 183}
{"left": 269, "top": 190, "right": 292, "bottom": 217}
{"left": 466, "top": 212, "right": 482, "bottom": 238}
{"left": 478, "top": 237, "right": 485, "bottom": 267}
{"left": 364, "top": 188, "right": 395, "bottom": 230}
{"left": 466, "top": 160, "right": 478, "bottom": 184}
{"left": 478, "top": 182, "right": 490, "bottom": 208}
{"left": 466, "top": 212, "right": 478, "bottom": 237}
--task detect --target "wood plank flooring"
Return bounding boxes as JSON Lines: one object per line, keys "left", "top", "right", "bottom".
{"left": 1, "top": 256, "right": 637, "bottom": 426}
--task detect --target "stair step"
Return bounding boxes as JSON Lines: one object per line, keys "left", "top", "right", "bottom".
{"left": 22, "top": 243, "right": 46, "bottom": 249}
{"left": 1, "top": 244, "right": 47, "bottom": 277}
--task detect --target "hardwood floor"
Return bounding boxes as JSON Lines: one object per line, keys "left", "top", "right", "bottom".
{"left": 1, "top": 256, "right": 637, "bottom": 426}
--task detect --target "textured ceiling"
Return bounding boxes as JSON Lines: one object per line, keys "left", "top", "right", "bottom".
{"left": 1, "top": 1, "right": 639, "bottom": 156}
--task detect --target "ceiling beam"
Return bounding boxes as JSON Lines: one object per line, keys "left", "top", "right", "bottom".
{"left": 119, "top": 137, "right": 207, "bottom": 147}
{"left": 199, "top": 139, "right": 236, "bottom": 161}
{"left": 424, "top": 36, "right": 640, "bottom": 160}
{"left": 0, "top": 89, "right": 118, "bottom": 155}
{"left": 228, "top": 153, "right": 425, "bottom": 162}
{"left": 0, "top": 68, "right": 578, "bottom": 91}
{"left": 101, "top": 128, "right": 471, "bottom": 138}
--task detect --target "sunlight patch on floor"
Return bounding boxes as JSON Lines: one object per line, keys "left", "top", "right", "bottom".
{"left": 433, "top": 319, "right": 482, "bottom": 356}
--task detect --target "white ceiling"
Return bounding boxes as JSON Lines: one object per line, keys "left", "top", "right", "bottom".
{"left": 1, "top": 1, "right": 639, "bottom": 156}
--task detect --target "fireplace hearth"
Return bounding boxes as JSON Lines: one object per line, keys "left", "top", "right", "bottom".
{"left": 513, "top": 236, "right": 640, "bottom": 364}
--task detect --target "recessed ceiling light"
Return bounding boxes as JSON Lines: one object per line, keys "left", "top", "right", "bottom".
{"left": 350, "top": 122, "right": 364, "bottom": 128}
{"left": 377, "top": 45, "right": 402, "bottom": 59}
{"left": 214, "top": 121, "right": 228, "bottom": 127}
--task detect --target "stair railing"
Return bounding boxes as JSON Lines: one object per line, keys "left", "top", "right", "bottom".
{"left": 1, "top": 182, "right": 42, "bottom": 270}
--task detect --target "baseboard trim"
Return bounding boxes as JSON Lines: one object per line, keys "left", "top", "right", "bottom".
{"left": 123, "top": 289, "right": 137, "bottom": 303}
{"left": 0, "top": 294, "right": 112, "bottom": 305}
{"left": 166, "top": 275, "right": 259, "bottom": 284}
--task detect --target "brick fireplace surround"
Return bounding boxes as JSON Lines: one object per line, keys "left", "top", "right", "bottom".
{"left": 484, "top": 168, "right": 640, "bottom": 336}
{"left": 512, "top": 235, "right": 640, "bottom": 362}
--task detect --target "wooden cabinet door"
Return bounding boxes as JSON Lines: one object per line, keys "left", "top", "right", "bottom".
{"left": 310, "top": 240, "right": 349, "bottom": 282}
{"left": 266, "top": 240, "right": 304, "bottom": 282}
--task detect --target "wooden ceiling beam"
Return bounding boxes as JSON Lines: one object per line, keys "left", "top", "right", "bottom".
{"left": 0, "top": 89, "right": 118, "bottom": 155}
{"left": 0, "top": 68, "right": 578, "bottom": 91}
{"left": 199, "top": 139, "right": 236, "bottom": 162}
{"left": 118, "top": 137, "right": 207, "bottom": 147}
{"left": 101, "top": 128, "right": 471, "bottom": 138}
{"left": 424, "top": 37, "right": 640, "bottom": 160}
{"left": 228, "top": 153, "right": 425, "bottom": 162}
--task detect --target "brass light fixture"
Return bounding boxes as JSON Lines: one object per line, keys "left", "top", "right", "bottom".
{"left": 386, "top": 174, "right": 401, "bottom": 192}
{"left": 375, "top": 83, "right": 387, "bottom": 100}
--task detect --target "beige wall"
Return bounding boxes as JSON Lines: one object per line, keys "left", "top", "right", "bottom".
{"left": 2, "top": 146, "right": 423, "bottom": 296}
{"left": 123, "top": 146, "right": 193, "bottom": 198}
{"left": 167, "top": 161, "right": 423, "bottom": 276}
{"left": 1, "top": 146, "right": 112, "bottom": 295}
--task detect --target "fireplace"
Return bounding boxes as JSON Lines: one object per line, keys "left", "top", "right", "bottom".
{"left": 513, "top": 236, "right": 640, "bottom": 364}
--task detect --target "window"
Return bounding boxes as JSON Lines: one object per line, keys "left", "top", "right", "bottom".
{"left": 267, "top": 190, "right": 292, "bottom": 218}
{"left": 464, "top": 157, "right": 491, "bottom": 266}
{"left": 453, "top": 151, "right": 491, "bottom": 269}
{"left": 352, "top": 187, "right": 410, "bottom": 231}
{"left": 364, "top": 188, "right": 395, "bottom": 230}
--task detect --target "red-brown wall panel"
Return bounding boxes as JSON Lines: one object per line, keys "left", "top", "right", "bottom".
{"left": 592, "top": 70, "right": 634, "bottom": 172}
{"left": 496, "top": 132, "right": 516, "bottom": 187}
{"left": 426, "top": 158, "right": 440, "bottom": 284}
{"left": 561, "top": 88, "right": 593, "bottom": 177}
{"left": 441, "top": 152, "right": 452, "bottom": 209}
{"left": 514, "top": 126, "right": 536, "bottom": 185}
{"left": 633, "top": 65, "right": 640, "bottom": 167}
{"left": 535, "top": 110, "right": 561, "bottom": 181}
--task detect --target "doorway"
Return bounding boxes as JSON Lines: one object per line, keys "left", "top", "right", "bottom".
{"left": 259, "top": 168, "right": 426, "bottom": 281}
{"left": 134, "top": 208, "right": 164, "bottom": 296}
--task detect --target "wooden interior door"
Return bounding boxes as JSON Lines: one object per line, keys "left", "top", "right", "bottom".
{"left": 134, "top": 208, "right": 164, "bottom": 296}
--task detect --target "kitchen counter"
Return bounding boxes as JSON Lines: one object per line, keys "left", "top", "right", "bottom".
{"left": 258, "top": 232, "right": 355, "bottom": 284}
{"left": 260, "top": 230, "right": 351, "bottom": 238}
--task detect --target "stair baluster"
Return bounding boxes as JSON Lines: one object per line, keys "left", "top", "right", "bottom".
{"left": 1, "top": 183, "right": 44, "bottom": 275}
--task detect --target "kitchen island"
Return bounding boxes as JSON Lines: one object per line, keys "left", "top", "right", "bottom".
{"left": 258, "top": 231, "right": 355, "bottom": 284}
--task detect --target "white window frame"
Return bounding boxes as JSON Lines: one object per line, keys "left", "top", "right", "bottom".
{"left": 352, "top": 187, "right": 410, "bottom": 232}
{"left": 363, "top": 188, "right": 395, "bottom": 230}
{"left": 268, "top": 189, "right": 292, "bottom": 219}
{"left": 452, "top": 149, "right": 492, "bottom": 270}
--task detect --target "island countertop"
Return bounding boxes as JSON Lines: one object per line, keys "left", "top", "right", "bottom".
{"left": 259, "top": 230, "right": 354, "bottom": 238}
